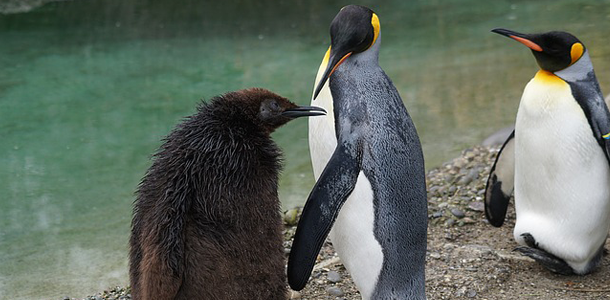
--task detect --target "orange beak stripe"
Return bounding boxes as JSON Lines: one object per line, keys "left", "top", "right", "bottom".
{"left": 329, "top": 52, "right": 352, "bottom": 77}
{"left": 510, "top": 35, "right": 543, "bottom": 52}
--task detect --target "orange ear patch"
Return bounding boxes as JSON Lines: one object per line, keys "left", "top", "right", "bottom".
{"left": 570, "top": 43, "right": 584, "bottom": 65}
{"left": 510, "top": 35, "right": 543, "bottom": 52}
{"left": 371, "top": 13, "right": 380, "bottom": 46}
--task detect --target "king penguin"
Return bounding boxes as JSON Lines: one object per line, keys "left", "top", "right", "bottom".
{"left": 129, "top": 88, "right": 325, "bottom": 300}
{"left": 485, "top": 28, "right": 610, "bottom": 275}
{"left": 288, "top": 5, "right": 427, "bottom": 299}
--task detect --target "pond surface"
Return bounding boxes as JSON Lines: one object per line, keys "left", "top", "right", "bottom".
{"left": 1, "top": 0, "right": 609, "bottom": 298}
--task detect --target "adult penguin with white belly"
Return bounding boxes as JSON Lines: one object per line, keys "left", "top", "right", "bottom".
{"left": 288, "top": 5, "right": 427, "bottom": 300}
{"left": 486, "top": 28, "right": 610, "bottom": 275}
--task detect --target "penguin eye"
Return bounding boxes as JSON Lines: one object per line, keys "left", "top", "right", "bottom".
{"left": 260, "top": 99, "right": 281, "bottom": 119}
{"left": 270, "top": 100, "right": 281, "bottom": 111}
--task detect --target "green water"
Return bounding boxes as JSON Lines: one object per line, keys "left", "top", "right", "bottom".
{"left": 1, "top": 0, "right": 609, "bottom": 298}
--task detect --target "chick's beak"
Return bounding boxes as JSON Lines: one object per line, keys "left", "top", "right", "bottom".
{"left": 281, "top": 105, "right": 327, "bottom": 118}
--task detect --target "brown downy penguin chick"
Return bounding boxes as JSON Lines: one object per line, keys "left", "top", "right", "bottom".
{"left": 129, "top": 88, "right": 326, "bottom": 300}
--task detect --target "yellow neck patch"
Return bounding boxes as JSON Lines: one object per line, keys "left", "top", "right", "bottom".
{"left": 371, "top": 13, "right": 380, "bottom": 46}
{"left": 533, "top": 70, "right": 566, "bottom": 86}
{"left": 570, "top": 42, "right": 584, "bottom": 65}
{"left": 322, "top": 46, "right": 331, "bottom": 68}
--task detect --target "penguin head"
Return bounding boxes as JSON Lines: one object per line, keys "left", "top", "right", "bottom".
{"left": 224, "top": 88, "right": 326, "bottom": 133}
{"left": 492, "top": 28, "right": 586, "bottom": 73}
{"left": 313, "top": 5, "right": 381, "bottom": 99}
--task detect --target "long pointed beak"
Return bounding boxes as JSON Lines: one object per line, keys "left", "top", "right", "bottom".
{"left": 312, "top": 51, "right": 352, "bottom": 100}
{"left": 281, "top": 105, "right": 327, "bottom": 118}
{"left": 491, "top": 28, "right": 543, "bottom": 52}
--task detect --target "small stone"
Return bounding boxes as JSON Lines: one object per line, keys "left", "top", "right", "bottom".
{"left": 458, "top": 169, "right": 479, "bottom": 185}
{"left": 467, "top": 289, "right": 477, "bottom": 298}
{"left": 451, "top": 208, "right": 465, "bottom": 218}
{"left": 454, "top": 159, "right": 465, "bottom": 168}
{"left": 445, "top": 219, "right": 456, "bottom": 226}
{"left": 284, "top": 208, "right": 300, "bottom": 226}
{"left": 468, "top": 201, "right": 485, "bottom": 212}
{"left": 438, "top": 202, "right": 448, "bottom": 208}
{"left": 431, "top": 211, "right": 443, "bottom": 218}
{"left": 443, "top": 174, "right": 454, "bottom": 183}
{"left": 462, "top": 217, "right": 476, "bottom": 224}
{"left": 290, "top": 290, "right": 302, "bottom": 299}
{"left": 326, "top": 286, "right": 344, "bottom": 296}
{"left": 326, "top": 270, "right": 342, "bottom": 283}
{"left": 447, "top": 186, "right": 457, "bottom": 194}
{"left": 429, "top": 252, "right": 441, "bottom": 259}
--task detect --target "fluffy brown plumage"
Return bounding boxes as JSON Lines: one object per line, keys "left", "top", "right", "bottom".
{"left": 129, "top": 88, "right": 324, "bottom": 300}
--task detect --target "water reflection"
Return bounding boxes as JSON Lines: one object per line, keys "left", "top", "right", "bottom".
{"left": 0, "top": 1, "right": 609, "bottom": 299}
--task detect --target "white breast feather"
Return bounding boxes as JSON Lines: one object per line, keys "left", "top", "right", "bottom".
{"left": 513, "top": 76, "right": 610, "bottom": 273}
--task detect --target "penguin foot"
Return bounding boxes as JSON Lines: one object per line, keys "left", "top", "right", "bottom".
{"left": 514, "top": 246, "right": 574, "bottom": 275}
{"left": 514, "top": 233, "right": 574, "bottom": 275}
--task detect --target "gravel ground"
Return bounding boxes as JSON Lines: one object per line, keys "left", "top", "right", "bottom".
{"left": 74, "top": 146, "right": 610, "bottom": 300}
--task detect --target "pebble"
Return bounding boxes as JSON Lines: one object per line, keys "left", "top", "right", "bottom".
{"left": 468, "top": 201, "right": 485, "bottom": 212}
{"left": 455, "top": 286, "right": 468, "bottom": 297}
{"left": 462, "top": 217, "right": 476, "bottom": 224}
{"left": 431, "top": 211, "right": 443, "bottom": 218}
{"left": 284, "top": 208, "right": 300, "bottom": 226}
{"left": 290, "top": 290, "right": 302, "bottom": 299}
{"left": 467, "top": 289, "right": 477, "bottom": 298}
{"left": 458, "top": 172, "right": 476, "bottom": 185}
{"left": 326, "top": 286, "right": 344, "bottom": 296}
{"left": 444, "top": 174, "right": 454, "bottom": 183}
{"left": 448, "top": 186, "right": 457, "bottom": 194}
{"left": 450, "top": 208, "right": 465, "bottom": 218}
{"left": 327, "top": 270, "right": 342, "bottom": 283}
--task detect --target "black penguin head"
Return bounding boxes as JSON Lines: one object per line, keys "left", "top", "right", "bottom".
{"left": 313, "top": 5, "right": 380, "bottom": 99}
{"left": 223, "top": 88, "right": 326, "bottom": 133}
{"left": 492, "top": 28, "right": 586, "bottom": 72}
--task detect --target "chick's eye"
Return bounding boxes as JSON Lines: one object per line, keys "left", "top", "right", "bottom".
{"left": 270, "top": 100, "right": 280, "bottom": 111}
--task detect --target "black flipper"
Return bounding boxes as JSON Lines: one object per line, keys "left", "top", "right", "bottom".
{"left": 567, "top": 75, "right": 610, "bottom": 165}
{"left": 514, "top": 233, "right": 574, "bottom": 275}
{"left": 287, "top": 143, "right": 361, "bottom": 290}
{"left": 484, "top": 130, "right": 515, "bottom": 227}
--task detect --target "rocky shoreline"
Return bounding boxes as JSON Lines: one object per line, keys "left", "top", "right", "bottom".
{"left": 69, "top": 145, "right": 610, "bottom": 300}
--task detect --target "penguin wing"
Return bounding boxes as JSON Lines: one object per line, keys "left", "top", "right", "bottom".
{"left": 569, "top": 81, "right": 610, "bottom": 164}
{"left": 287, "top": 143, "right": 360, "bottom": 291}
{"left": 484, "top": 130, "right": 515, "bottom": 227}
